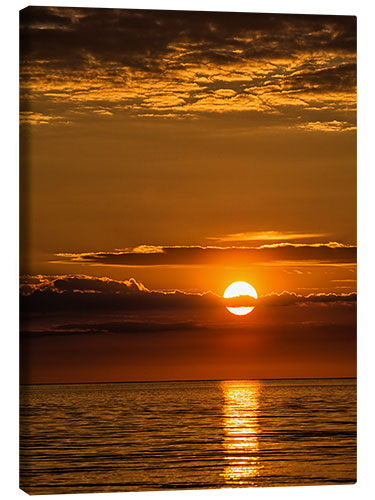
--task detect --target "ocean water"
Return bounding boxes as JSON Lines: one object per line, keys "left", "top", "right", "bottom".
{"left": 20, "top": 379, "right": 356, "bottom": 494}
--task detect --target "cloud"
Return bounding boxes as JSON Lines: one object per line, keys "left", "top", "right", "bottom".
{"left": 20, "top": 274, "right": 356, "bottom": 324}
{"left": 20, "top": 9, "right": 356, "bottom": 67}
{"left": 20, "top": 7, "right": 356, "bottom": 127}
{"left": 53, "top": 243, "right": 356, "bottom": 268}
{"left": 22, "top": 319, "right": 202, "bottom": 336}
{"left": 19, "top": 111, "right": 69, "bottom": 126}
{"left": 294, "top": 120, "right": 356, "bottom": 132}
{"left": 20, "top": 274, "right": 219, "bottom": 316}
{"left": 207, "top": 230, "right": 329, "bottom": 243}
{"left": 258, "top": 290, "right": 357, "bottom": 307}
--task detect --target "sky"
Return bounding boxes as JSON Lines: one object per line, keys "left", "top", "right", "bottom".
{"left": 19, "top": 7, "right": 356, "bottom": 384}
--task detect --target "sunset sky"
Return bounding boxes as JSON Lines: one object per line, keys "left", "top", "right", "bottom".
{"left": 20, "top": 7, "right": 356, "bottom": 383}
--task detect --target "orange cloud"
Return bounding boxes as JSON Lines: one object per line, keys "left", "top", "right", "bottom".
{"left": 207, "top": 231, "right": 329, "bottom": 243}
{"left": 20, "top": 8, "right": 356, "bottom": 128}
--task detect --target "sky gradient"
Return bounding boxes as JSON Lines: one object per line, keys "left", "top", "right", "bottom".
{"left": 20, "top": 7, "right": 356, "bottom": 384}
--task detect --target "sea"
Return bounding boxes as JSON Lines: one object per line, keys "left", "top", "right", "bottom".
{"left": 19, "top": 378, "right": 356, "bottom": 494}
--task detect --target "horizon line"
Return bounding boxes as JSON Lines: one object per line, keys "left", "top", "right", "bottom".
{"left": 20, "top": 376, "right": 357, "bottom": 387}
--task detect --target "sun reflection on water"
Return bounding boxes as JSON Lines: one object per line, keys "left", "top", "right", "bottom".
{"left": 221, "top": 380, "right": 262, "bottom": 486}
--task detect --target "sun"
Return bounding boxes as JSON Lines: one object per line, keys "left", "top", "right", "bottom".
{"left": 224, "top": 281, "right": 257, "bottom": 316}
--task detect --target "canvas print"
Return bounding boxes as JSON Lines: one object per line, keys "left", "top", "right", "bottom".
{"left": 19, "top": 6, "right": 357, "bottom": 494}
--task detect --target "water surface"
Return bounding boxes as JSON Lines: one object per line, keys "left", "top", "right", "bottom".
{"left": 20, "top": 378, "right": 356, "bottom": 494}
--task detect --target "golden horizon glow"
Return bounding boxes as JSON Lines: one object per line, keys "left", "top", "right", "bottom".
{"left": 224, "top": 281, "right": 257, "bottom": 316}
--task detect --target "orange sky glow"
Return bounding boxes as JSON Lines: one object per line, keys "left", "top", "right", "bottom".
{"left": 20, "top": 7, "right": 356, "bottom": 384}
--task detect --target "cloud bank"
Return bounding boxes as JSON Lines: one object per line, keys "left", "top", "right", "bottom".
{"left": 53, "top": 243, "right": 356, "bottom": 268}
{"left": 20, "top": 7, "right": 356, "bottom": 127}
{"left": 20, "top": 274, "right": 356, "bottom": 322}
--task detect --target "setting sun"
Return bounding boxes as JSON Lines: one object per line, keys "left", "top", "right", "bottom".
{"left": 224, "top": 281, "right": 258, "bottom": 316}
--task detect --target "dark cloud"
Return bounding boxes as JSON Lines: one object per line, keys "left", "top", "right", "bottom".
{"left": 20, "top": 275, "right": 219, "bottom": 316}
{"left": 55, "top": 243, "right": 356, "bottom": 267}
{"left": 21, "top": 319, "right": 201, "bottom": 337}
{"left": 19, "top": 7, "right": 356, "bottom": 125}
{"left": 20, "top": 274, "right": 356, "bottom": 323}
{"left": 259, "top": 290, "right": 357, "bottom": 307}
{"left": 280, "top": 63, "right": 356, "bottom": 94}
{"left": 20, "top": 8, "right": 356, "bottom": 68}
